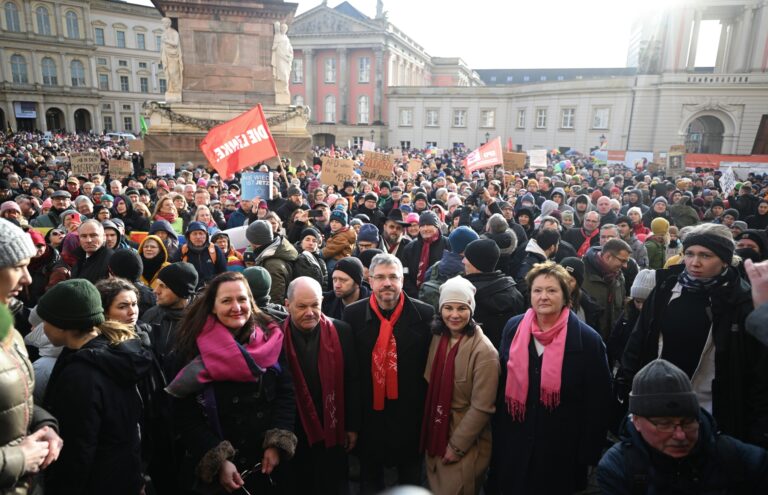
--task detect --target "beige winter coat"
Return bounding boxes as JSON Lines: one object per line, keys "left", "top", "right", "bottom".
{"left": 423, "top": 326, "right": 499, "bottom": 495}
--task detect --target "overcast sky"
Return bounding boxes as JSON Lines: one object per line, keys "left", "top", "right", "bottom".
{"left": 129, "top": 0, "right": 719, "bottom": 69}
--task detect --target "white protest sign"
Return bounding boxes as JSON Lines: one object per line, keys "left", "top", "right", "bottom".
{"left": 362, "top": 140, "right": 375, "bottom": 152}
{"left": 720, "top": 167, "right": 736, "bottom": 197}
{"left": 156, "top": 162, "right": 176, "bottom": 176}
{"left": 527, "top": 149, "right": 548, "bottom": 169}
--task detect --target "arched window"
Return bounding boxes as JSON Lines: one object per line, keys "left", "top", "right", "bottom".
{"left": 41, "top": 57, "right": 57, "bottom": 85}
{"left": 293, "top": 94, "right": 304, "bottom": 107}
{"left": 10, "top": 54, "right": 27, "bottom": 83}
{"left": 65, "top": 11, "right": 79, "bottom": 39}
{"left": 4, "top": 2, "right": 20, "bottom": 32}
{"left": 357, "top": 95, "right": 369, "bottom": 124}
{"left": 70, "top": 60, "right": 85, "bottom": 87}
{"left": 324, "top": 95, "right": 336, "bottom": 123}
{"left": 36, "top": 6, "right": 50, "bottom": 35}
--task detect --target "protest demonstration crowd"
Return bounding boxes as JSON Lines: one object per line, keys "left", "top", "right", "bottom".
{"left": 3, "top": 128, "right": 768, "bottom": 495}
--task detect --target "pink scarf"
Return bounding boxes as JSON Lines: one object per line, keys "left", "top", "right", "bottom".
{"left": 505, "top": 307, "right": 570, "bottom": 421}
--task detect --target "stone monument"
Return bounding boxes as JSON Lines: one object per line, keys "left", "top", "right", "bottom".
{"left": 143, "top": 0, "right": 311, "bottom": 169}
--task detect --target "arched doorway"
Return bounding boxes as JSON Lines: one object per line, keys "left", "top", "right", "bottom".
{"left": 74, "top": 108, "right": 91, "bottom": 134}
{"left": 46, "top": 107, "right": 65, "bottom": 133}
{"left": 313, "top": 133, "right": 335, "bottom": 148}
{"left": 686, "top": 115, "right": 724, "bottom": 154}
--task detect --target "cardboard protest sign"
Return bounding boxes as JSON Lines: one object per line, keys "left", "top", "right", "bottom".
{"left": 240, "top": 171, "right": 273, "bottom": 200}
{"left": 527, "top": 149, "right": 548, "bottom": 169}
{"left": 667, "top": 145, "right": 686, "bottom": 176}
{"left": 361, "top": 151, "right": 394, "bottom": 182}
{"left": 199, "top": 104, "right": 279, "bottom": 178}
{"left": 129, "top": 140, "right": 145, "bottom": 153}
{"left": 362, "top": 140, "right": 375, "bottom": 152}
{"left": 109, "top": 159, "right": 133, "bottom": 178}
{"left": 503, "top": 152, "right": 527, "bottom": 171}
{"left": 407, "top": 159, "right": 423, "bottom": 175}
{"left": 320, "top": 157, "right": 356, "bottom": 189}
{"left": 156, "top": 162, "right": 176, "bottom": 176}
{"left": 720, "top": 167, "right": 736, "bottom": 196}
{"left": 70, "top": 152, "right": 101, "bottom": 175}
{"left": 464, "top": 137, "right": 503, "bottom": 174}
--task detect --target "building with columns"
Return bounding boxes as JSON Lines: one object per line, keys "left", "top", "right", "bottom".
{"left": 0, "top": 0, "right": 164, "bottom": 134}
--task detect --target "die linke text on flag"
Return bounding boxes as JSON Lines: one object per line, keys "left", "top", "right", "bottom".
{"left": 199, "top": 104, "right": 279, "bottom": 178}
{"left": 464, "top": 137, "right": 503, "bottom": 174}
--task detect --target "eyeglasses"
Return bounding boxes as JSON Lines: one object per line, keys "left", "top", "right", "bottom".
{"left": 611, "top": 253, "right": 630, "bottom": 264}
{"left": 371, "top": 274, "right": 401, "bottom": 282}
{"left": 647, "top": 418, "right": 699, "bottom": 433}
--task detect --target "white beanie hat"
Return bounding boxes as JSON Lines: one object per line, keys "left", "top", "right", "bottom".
{"left": 631, "top": 269, "right": 656, "bottom": 300}
{"left": 0, "top": 219, "right": 36, "bottom": 269}
{"left": 439, "top": 276, "right": 476, "bottom": 315}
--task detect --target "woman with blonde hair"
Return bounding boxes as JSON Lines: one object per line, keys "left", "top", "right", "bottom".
{"left": 152, "top": 196, "right": 184, "bottom": 234}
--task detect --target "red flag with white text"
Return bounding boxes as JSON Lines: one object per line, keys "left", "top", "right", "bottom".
{"left": 464, "top": 137, "right": 503, "bottom": 174}
{"left": 199, "top": 104, "right": 278, "bottom": 179}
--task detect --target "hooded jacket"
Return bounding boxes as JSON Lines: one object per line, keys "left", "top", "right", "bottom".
{"left": 138, "top": 235, "right": 170, "bottom": 287}
{"left": 669, "top": 196, "right": 701, "bottom": 229}
{"left": 246, "top": 235, "right": 299, "bottom": 302}
{"left": 181, "top": 230, "right": 227, "bottom": 289}
{"left": 149, "top": 219, "right": 180, "bottom": 261}
{"left": 514, "top": 238, "right": 549, "bottom": 297}
{"left": 112, "top": 195, "right": 150, "bottom": 233}
{"left": 44, "top": 335, "right": 152, "bottom": 495}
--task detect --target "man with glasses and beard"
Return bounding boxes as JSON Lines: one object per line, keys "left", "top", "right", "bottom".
{"left": 31, "top": 190, "right": 72, "bottom": 228}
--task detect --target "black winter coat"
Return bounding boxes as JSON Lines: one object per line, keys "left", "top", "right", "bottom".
{"left": 140, "top": 305, "right": 185, "bottom": 377}
{"left": 514, "top": 250, "right": 547, "bottom": 297}
{"left": 343, "top": 295, "right": 434, "bottom": 464}
{"left": 464, "top": 271, "right": 525, "bottom": 348}
{"left": 71, "top": 245, "right": 114, "bottom": 284}
{"left": 489, "top": 311, "right": 612, "bottom": 495}
{"left": 399, "top": 235, "right": 450, "bottom": 297}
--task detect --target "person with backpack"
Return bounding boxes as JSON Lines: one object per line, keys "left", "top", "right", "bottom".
{"left": 181, "top": 221, "right": 227, "bottom": 289}
{"left": 598, "top": 359, "right": 768, "bottom": 494}
{"left": 419, "top": 226, "right": 478, "bottom": 310}
{"left": 243, "top": 220, "right": 299, "bottom": 302}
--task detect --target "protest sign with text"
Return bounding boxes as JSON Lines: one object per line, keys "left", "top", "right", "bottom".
{"left": 156, "top": 162, "right": 176, "bottom": 176}
{"left": 667, "top": 145, "right": 686, "bottom": 175}
{"left": 407, "top": 159, "right": 423, "bottom": 175}
{"left": 108, "top": 160, "right": 133, "bottom": 178}
{"left": 464, "top": 137, "right": 503, "bottom": 174}
{"left": 361, "top": 151, "right": 394, "bottom": 182}
{"left": 321, "top": 157, "right": 356, "bottom": 189}
{"left": 240, "top": 171, "right": 273, "bottom": 200}
{"left": 720, "top": 167, "right": 736, "bottom": 196}
{"left": 362, "top": 140, "right": 375, "bottom": 152}
{"left": 503, "top": 152, "right": 527, "bottom": 172}
{"left": 199, "top": 104, "right": 278, "bottom": 178}
{"left": 70, "top": 152, "right": 101, "bottom": 175}
{"left": 527, "top": 149, "right": 548, "bottom": 169}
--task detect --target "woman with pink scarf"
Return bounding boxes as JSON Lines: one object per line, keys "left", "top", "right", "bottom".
{"left": 489, "top": 262, "right": 612, "bottom": 494}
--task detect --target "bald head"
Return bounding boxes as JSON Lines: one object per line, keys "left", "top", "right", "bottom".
{"left": 285, "top": 277, "right": 323, "bottom": 331}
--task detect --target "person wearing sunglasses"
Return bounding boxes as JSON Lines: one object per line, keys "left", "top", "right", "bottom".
{"left": 598, "top": 359, "right": 768, "bottom": 494}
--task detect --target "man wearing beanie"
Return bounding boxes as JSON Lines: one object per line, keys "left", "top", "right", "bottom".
{"left": 243, "top": 219, "right": 299, "bottom": 301}
{"left": 462, "top": 239, "right": 525, "bottom": 347}
{"left": 417, "top": 226, "right": 479, "bottom": 310}
{"left": 617, "top": 223, "right": 768, "bottom": 448}
{"left": 645, "top": 217, "right": 670, "bottom": 269}
{"left": 322, "top": 257, "right": 369, "bottom": 320}
{"left": 515, "top": 229, "right": 560, "bottom": 297}
{"left": 354, "top": 190, "right": 385, "bottom": 229}
{"left": 598, "top": 359, "right": 768, "bottom": 494}
{"left": 140, "top": 262, "right": 198, "bottom": 372}
{"left": 400, "top": 210, "right": 449, "bottom": 297}
{"left": 72, "top": 219, "right": 114, "bottom": 285}
{"left": 107, "top": 249, "right": 156, "bottom": 317}
{"left": 356, "top": 223, "right": 381, "bottom": 254}
{"left": 242, "top": 266, "right": 288, "bottom": 321}
{"left": 181, "top": 221, "right": 228, "bottom": 289}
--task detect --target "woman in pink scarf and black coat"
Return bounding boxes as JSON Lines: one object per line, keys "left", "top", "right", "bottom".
{"left": 489, "top": 262, "right": 612, "bottom": 495}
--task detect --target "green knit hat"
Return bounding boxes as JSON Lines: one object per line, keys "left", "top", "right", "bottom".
{"left": 243, "top": 266, "right": 272, "bottom": 299}
{"left": 37, "top": 279, "right": 105, "bottom": 331}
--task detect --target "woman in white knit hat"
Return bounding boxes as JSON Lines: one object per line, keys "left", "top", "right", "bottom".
{"left": 420, "top": 275, "right": 499, "bottom": 494}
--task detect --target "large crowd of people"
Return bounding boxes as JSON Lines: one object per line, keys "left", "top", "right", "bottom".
{"left": 2, "top": 129, "right": 768, "bottom": 495}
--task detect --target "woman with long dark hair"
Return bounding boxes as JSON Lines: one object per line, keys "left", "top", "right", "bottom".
{"left": 168, "top": 272, "right": 296, "bottom": 494}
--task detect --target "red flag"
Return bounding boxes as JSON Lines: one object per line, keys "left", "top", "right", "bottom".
{"left": 507, "top": 137, "right": 513, "bottom": 152}
{"left": 199, "top": 104, "right": 278, "bottom": 178}
{"left": 464, "top": 137, "right": 503, "bottom": 175}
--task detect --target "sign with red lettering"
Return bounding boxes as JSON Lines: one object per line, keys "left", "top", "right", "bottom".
{"left": 464, "top": 137, "right": 503, "bottom": 174}
{"left": 199, "top": 104, "right": 278, "bottom": 178}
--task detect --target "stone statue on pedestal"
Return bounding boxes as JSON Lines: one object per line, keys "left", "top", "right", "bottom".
{"left": 272, "top": 21, "right": 293, "bottom": 105}
{"left": 161, "top": 17, "right": 183, "bottom": 102}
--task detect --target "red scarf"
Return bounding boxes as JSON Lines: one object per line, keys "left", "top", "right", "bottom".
{"left": 369, "top": 294, "right": 405, "bottom": 410}
{"left": 576, "top": 228, "right": 599, "bottom": 256}
{"left": 283, "top": 315, "right": 345, "bottom": 448}
{"left": 417, "top": 232, "right": 440, "bottom": 287}
{"left": 420, "top": 334, "right": 463, "bottom": 456}
{"left": 505, "top": 307, "right": 569, "bottom": 421}
{"left": 155, "top": 211, "right": 178, "bottom": 223}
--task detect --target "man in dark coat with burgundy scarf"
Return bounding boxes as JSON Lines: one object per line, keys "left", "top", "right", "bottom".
{"left": 343, "top": 253, "right": 434, "bottom": 494}
{"left": 399, "top": 211, "right": 449, "bottom": 297}
{"left": 282, "top": 277, "right": 360, "bottom": 494}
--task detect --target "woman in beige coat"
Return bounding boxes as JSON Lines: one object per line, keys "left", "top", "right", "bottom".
{"left": 421, "top": 276, "right": 499, "bottom": 495}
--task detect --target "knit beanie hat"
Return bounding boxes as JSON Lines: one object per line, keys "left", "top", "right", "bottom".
{"left": 186, "top": 221, "right": 208, "bottom": 235}
{"left": 108, "top": 249, "right": 143, "bottom": 281}
{"left": 652, "top": 197, "right": 668, "bottom": 207}
{"left": 357, "top": 224, "right": 380, "bottom": 244}
{"left": 300, "top": 227, "right": 322, "bottom": 243}
{"left": 439, "top": 276, "right": 476, "bottom": 315}
{"left": 629, "top": 359, "right": 699, "bottom": 418}
{"left": 732, "top": 221, "right": 748, "bottom": 232}
{"left": 0, "top": 219, "right": 36, "bottom": 268}
{"left": 560, "top": 257, "right": 584, "bottom": 287}
{"left": 333, "top": 257, "right": 364, "bottom": 286}
{"left": 357, "top": 248, "right": 382, "bottom": 269}
{"left": 722, "top": 208, "right": 739, "bottom": 220}
{"left": 243, "top": 266, "right": 272, "bottom": 299}
{"left": 419, "top": 211, "right": 440, "bottom": 228}
{"left": 683, "top": 231, "right": 735, "bottom": 265}
{"left": 246, "top": 220, "right": 274, "bottom": 246}
{"left": 631, "top": 269, "right": 657, "bottom": 299}
{"left": 28, "top": 229, "right": 46, "bottom": 247}
{"left": 448, "top": 226, "right": 479, "bottom": 254}
{"left": 464, "top": 239, "right": 500, "bottom": 273}
{"left": 487, "top": 213, "right": 509, "bottom": 234}
{"left": 651, "top": 217, "right": 670, "bottom": 236}
{"left": 157, "top": 262, "right": 198, "bottom": 299}
{"left": 329, "top": 209, "right": 348, "bottom": 226}
{"left": 37, "top": 279, "right": 105, "bottom": 331}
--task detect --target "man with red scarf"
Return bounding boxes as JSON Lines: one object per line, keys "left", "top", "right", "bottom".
{"left": 282, "top": 277, "right": 359, "bottom": 494}
{"left": 563, "top": 210, "right": 601, "bottom": 256}
{"left": 399, "top": 211, "right": 449, "bottom": 297}
{"left": 343, "top": 253, "right": 433, "bottom": 494}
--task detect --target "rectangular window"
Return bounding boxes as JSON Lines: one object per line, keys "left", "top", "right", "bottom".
{"left": 159, "top": 78, "right": 166, "bottom": 93}
{"left": 122, "top": 104, "right": 132, "bottom": 111}
{"left": 103, "top": 116, "right": 113, "bottom": 132}
{"left": 324, "top": 58, "right": 336, "bottom": 83}
{"left": 98, "top": 73, "right": 109, "bottom": 90}
{"left": 140, "top": 77, "right": 149, "bottom": 93}
{"left": 453, "top": 109, "right": 466, "bottom": 127}
{"left": 425, "top": 109, "right": 439, "bottom": 127}
{"left": 136, "top": 33, "right": 145, "bottom": 50}
{"left": 102, "top": 103, "right": 112, "bottom": 110}
{"left": 138, "top": 62, "right": 147, "bottom": 69}
{"left": 97, "top": 57, "right": 107, "bottom": 66}
{"left": 400, "top": 141, "right": 411, "bottom": 149}
{"left": 291, "top": 58, "right": 303, "bottom": 83}
{"left": 480, "top": 109, "right": 495, "bottom": 128}
{"left": 399, "top": 108, "right": 413, "bottom": 126}
{"left": 123, "top": 116, "right": 133, "bottom": 131}
{"left": 592, "top": 107, "right": 610, "bottom": 129}
{"left": 118, "top": 59, "right": 128, "bottom": 67}
{"left": 358, "top": 57, "right": 370, "bottom": 83}
{"left": 116, "top": 31, "right": 126, "bottom": 48}
{"left": 517, "top": 109, "right": 526, "bottom": 128}
{"left": 561, "top": 108, "right": 575, "bottom": 129}
{"left": 120, "top": 75, "right": 129, "bottom": 92}
{"left": 95, "top": 28, "right": 105, "bottom": 46}
{"left": 507, "top": 75, "right": 514, "bottom": 82}
{"left": 352, "top": 136, "right": 363, "bottom": 148}
{"left": 536, "top": 108, "right": 547, "bottom": 129}
{"left": 155, "top": 35, "right": 161, "bottom": 52}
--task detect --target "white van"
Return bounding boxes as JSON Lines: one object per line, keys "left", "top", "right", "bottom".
{"left": 106, "top": 132, "right": 137, "bottom": 141}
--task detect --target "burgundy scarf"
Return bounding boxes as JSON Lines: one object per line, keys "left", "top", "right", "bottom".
{"left": 369, "top": 294, "right": 405, "bottom": 410}
{"left": 283, "top": 315, "right": 345, "bottom": 448}
{"left": 576, "top": 228, "right": 599, "bottom": 256}
{"left": 417, "top": 232, "right": 440, "bottom": 287}
{"left": 420, "top": 334, "right": 463, "bottom": 456}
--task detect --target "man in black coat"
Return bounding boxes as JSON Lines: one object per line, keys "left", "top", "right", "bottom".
{"left": 72, "top": 219, "right": 114, "bottom": 284}
{"left": 354, "top": 192, "right": 386, "bottom": 230}
{"left": 322, "top": 257, "right": 370, "bottom": 320}
{"left": 343, "top": 253, "right": 433, "bottom": 493}
{"left": 399, "top": 211, "right": 449, "bottom": 297}
{"left": 378, "top": 209, "right": 411, "bottom": 258}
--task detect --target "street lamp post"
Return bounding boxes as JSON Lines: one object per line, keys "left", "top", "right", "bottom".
{"left": 370, "top": 129, "right": 375, "bottom": 142}
{"left": 485, "top": 132, "right": 490, "bottom": 144}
